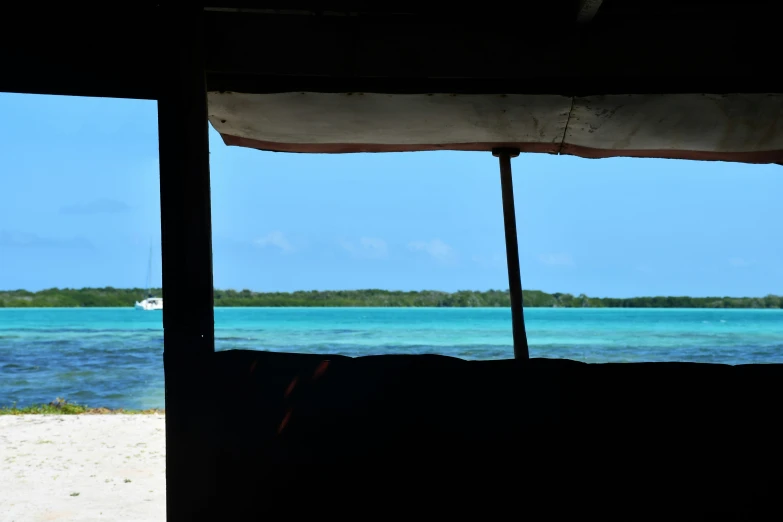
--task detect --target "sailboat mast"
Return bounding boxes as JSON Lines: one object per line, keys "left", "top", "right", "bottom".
{"left": 146, "top": 244, "right": 153, "bottom": 297}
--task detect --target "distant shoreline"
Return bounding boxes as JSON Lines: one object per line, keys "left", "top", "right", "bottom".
{"left": 0, "top": 305, "right": 783, "bottom": 308}
{"left": 1, "top": 288, "right": 781, "bottom": 309}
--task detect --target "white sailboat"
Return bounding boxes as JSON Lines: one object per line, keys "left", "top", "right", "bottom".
{"left": 135, "top": 244, "right": 163, "bottom": 311}
{"left": 135, "top": 295, "right": 163, "bottom": 311}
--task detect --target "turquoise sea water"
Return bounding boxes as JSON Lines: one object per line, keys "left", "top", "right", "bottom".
{"left": 1, "top": 307, "right": 782, "bottom": 410}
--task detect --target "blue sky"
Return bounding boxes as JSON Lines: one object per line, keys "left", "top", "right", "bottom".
{"left": 0, "top": 93, "right": 781, "bottom": 297}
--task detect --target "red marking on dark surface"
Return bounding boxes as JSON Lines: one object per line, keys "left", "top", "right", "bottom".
{"left": 249, "top": 360, "right": 257, "bottom": 374}
{"left": 313, "top": 360, "right": 329, "bottom": 380}
{"left": 285, "top": 377, "right": 298, "bottom": 398}
{"left": 278, "top": 410, "right": 292, "bottom": 434}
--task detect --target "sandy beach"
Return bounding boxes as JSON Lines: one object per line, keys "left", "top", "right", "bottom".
{"left": 0, "top": 415, "right": 166, "bottom": 522}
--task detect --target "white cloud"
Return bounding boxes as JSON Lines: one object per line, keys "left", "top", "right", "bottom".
{"left": 408, "top": 239, "right": 454, "bottom": 261}
{"left": 728, "top": 257, "right": 752, "bottom": 267}
{"left": 340, "top": 237, "right": 388, "bottom": 259}
{"left": 254, "top": 231, "right": 293, "bottom": 253}
{"left": 538, "top": 253, "right": 574, "bottom": 266}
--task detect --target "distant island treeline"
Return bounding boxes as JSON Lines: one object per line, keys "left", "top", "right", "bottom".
{"left": 1, "top": 288, "right": 782, "bottom": 309}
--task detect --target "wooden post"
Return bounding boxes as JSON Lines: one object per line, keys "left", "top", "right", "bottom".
{"left": 157, "top": 5, "right": 216, "bottom": 521}
{"left": 492, "top": 148, "right": 530, "bottom": 360}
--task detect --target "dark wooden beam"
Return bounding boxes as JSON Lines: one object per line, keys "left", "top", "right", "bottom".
{"left": 204, "top": 73, "right": 783, "bottom": 97}
{"left": 0, "top": 5, "right": 160, "bottom": 100}
{"left": 3, "top": 4, "right": 782, "bottom": 100}
{"left": 201, "top": 4, "right": 571, "bottom": 18}
{"left": 202, "top": 8, "right": 782, "bottom": 94}
{"left": 157, "top": 5, "right": 216, "bottom": 521}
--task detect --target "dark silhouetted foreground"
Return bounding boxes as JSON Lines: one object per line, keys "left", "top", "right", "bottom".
{"left": 206, "top": 351, "right": 781, "bottom": 519}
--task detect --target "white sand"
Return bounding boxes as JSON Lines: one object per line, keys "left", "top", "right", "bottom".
{"left": 0, "top": 415, "right": 166, "bottom": 522}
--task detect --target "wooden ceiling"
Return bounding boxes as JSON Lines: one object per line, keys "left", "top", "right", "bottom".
{"left": 3, "top": 2, "right": 782, "bottom": 161}
{"left": 4, "top": 2, "right": 781, "bottom": 99}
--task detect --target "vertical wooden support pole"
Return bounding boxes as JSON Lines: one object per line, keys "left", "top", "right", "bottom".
{"left": 157, "top": 5, "right": 216, "bottom": 521}
{"left": 492, "top": 148, "right": 530, "bottom": 360}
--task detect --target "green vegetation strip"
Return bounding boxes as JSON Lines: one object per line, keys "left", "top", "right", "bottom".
{"left": 0, "top": 397, "right": 164, "bottom": 415}
{"left": 1, "top": 288, "right": 782, "bottom": 308}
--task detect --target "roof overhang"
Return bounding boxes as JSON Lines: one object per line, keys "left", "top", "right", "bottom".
{"left": 208, "top": 92, "right": 783, "bottom": 162}
{"left": 201, "top": 2, "right": 783, "bottom": 162}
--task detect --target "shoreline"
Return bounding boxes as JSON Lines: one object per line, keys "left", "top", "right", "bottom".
{"left": 3, "top": 306, "right": 783, "bottom": 310}
{"left": 1, "top": 399, "right": 163, "bottom": 416}
{"left": 3, "top": 288, "right": 782, "bottom": 309}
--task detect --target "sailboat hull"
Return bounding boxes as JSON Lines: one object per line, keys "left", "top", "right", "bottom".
{"left": 135, "top": 298, "right": 163, "bottom": 311}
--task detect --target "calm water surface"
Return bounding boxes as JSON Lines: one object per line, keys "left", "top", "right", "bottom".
{"left": 1, "top": 307, "right": 782, "bottom": 409}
